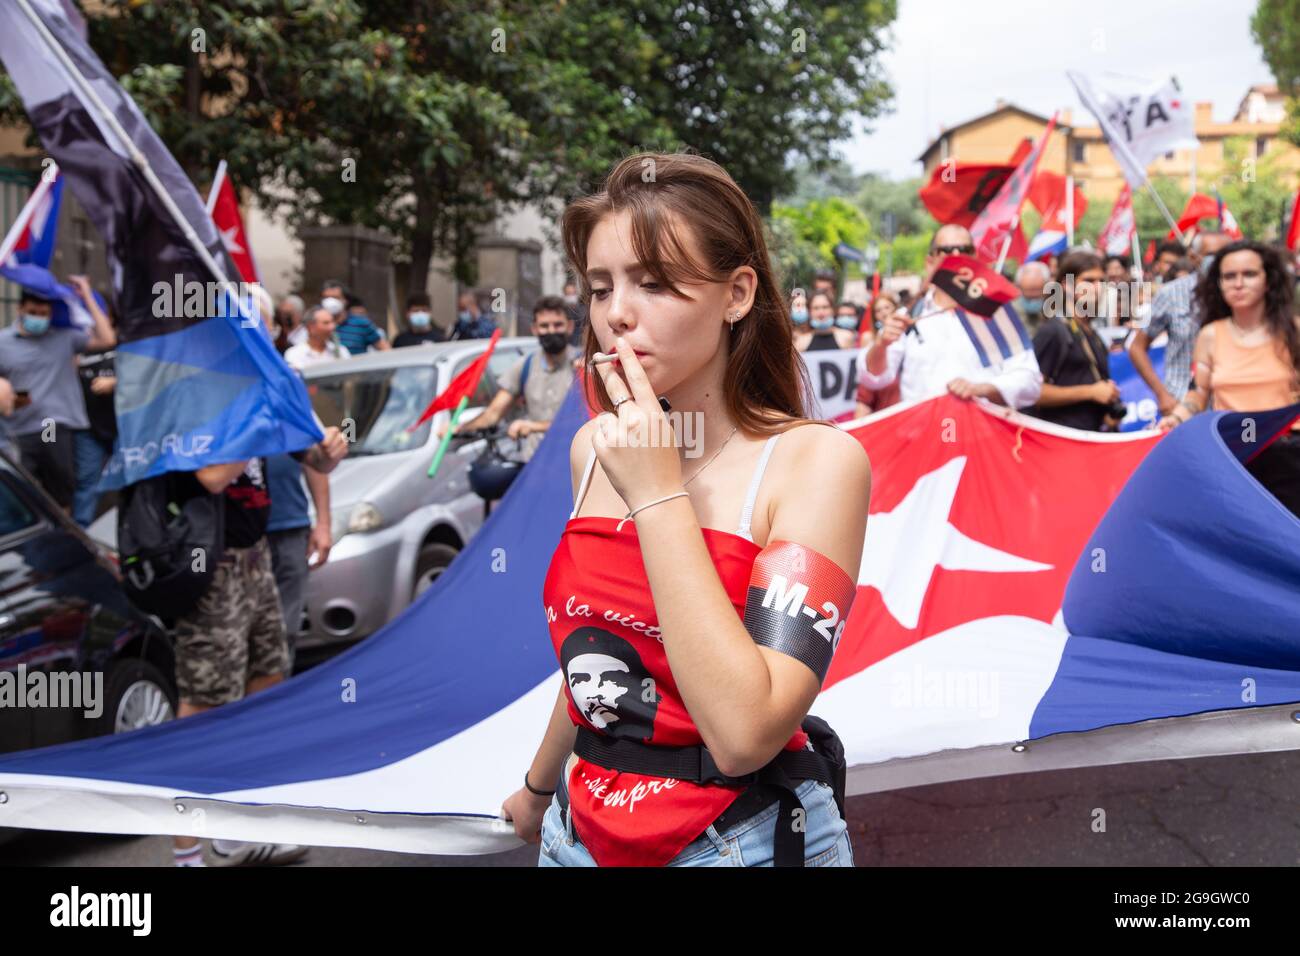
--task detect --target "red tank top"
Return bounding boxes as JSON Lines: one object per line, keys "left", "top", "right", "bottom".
{"left": 542, "top": 436, "right": 809, "bottom": 867}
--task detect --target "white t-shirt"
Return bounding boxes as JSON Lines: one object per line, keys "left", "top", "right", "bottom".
{"left": 857, "top": 308, "right": 1043, "bottom": 409}
{"left": 285, "top": 339, "right": 348, "bottom": 371}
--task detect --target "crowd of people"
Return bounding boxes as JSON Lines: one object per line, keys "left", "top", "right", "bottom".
{"left": 794, "top": 221, "right": 1299, "bottom": 517}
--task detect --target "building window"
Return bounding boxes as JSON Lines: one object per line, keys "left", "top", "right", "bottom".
{"left": 1072, "top": 141, "right": 1086, "bottom": 163}
{"left": 1256, "top": 136, "right": 1268, "bottom": 157}
{"left": 1164, "top": 151, "right": 1175, "bottom": 160}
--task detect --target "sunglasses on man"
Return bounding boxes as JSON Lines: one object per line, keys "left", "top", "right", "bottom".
{"left": 932, "top": 244, "right": 976, "bottom": 256}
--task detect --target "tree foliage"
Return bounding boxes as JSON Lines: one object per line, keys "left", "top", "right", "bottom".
{"left": 1252, "top": 0, "right": 1300, "bottom": 146}
{"left": 0, "top": 0, "right": 897, "bottom": 292}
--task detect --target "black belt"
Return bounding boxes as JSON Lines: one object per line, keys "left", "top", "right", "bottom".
{"left": 559, "top": 726, "right": 839, "bottom": 866}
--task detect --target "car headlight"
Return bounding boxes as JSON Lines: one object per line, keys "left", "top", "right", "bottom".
{"left": 332, "top": 502, "right": 384, "bottom": 540}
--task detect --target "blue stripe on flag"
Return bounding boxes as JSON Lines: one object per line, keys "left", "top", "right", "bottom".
{"left": 999, "top": 303, "right": 1032, "bottom": 350}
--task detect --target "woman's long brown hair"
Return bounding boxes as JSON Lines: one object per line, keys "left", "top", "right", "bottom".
{"left": 561, "top": 151, "right": 828, "bottom": 436}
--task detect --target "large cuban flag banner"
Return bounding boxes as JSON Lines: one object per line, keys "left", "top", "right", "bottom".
{"left": 0, "top": 380, "right": 1297, "bottom": 855}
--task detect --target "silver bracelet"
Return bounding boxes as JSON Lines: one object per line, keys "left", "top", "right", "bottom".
{"left": 616, "top": 490, "right": 689, "bottom": 532}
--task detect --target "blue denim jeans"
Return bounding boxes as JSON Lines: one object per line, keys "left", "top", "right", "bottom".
{"left": 538, "top": 777, "right": 854, "bottom": 867}
{"left": 72, "top": 429, "right": 110, "bottom": 527}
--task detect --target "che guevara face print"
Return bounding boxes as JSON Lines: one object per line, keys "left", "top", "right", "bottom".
{"left": 560, "top": 627, "right": 659, "bottom": 741}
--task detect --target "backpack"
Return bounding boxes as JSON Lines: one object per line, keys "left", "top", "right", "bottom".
{"left": 117, "top": 472, "right": 225, "bottom": 621}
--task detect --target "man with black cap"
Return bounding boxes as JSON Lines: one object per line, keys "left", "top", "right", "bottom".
{"left": 859, "top": 252, "right": 1043, "bottom": 409}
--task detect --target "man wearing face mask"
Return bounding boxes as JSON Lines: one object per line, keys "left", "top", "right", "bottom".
{"left": 0, "top": 280, "right": 115, "bottom": 510}
{"left": 393, "top": 292, "right": 445, "bottom": 347}
{"left": 1014, "top": 260, "right": 1050, "bottom": 336}
{"left": 436, "top": 296, "right": 578, "bottom": 461}
{"left": 450, "top": 290, "right": 499, "bottom": 340}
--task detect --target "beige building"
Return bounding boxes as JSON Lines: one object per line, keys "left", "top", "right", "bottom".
{"left": 918, "top": 85, "right": 1300, "bottom": 206}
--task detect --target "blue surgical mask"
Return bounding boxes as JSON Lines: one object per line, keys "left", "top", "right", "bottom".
{"left": 810, "top": 317, "right": 834, "bottom": 331}
{"left": 1020, "top": 297, "right": 1044, "bottom": 316}
{"left": 790, "top": 310, "right": 809, "bottom": 326}
{"left": 19, "top": 313, "right": 50, "bottom": 336}
{"left": 835, "top": 315, "right": 858, "bottom": 330}
{"left": 409, "top": 310, "right": 431, "bottom": 329}
{"left": 458, "top": 310, "right": 472, "bottom": 322}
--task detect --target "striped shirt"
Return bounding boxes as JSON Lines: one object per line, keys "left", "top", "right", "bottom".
{"left": 335, "top": 313, "right": 386, "bottom": 355}
{"left": 1143, "top": 272, "right": 1200, "bottom": 399}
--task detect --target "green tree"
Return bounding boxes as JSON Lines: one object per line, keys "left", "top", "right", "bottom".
{"left": 771, "top": 196, "right": 871, "bottom": 283}
{"left": 1214, "top": 136, "right": 1293, "bottom": 240}
{"left": 1252, "top": 0, "right": 1300, "bottom": 146}
{"left": 0, "top": 0, "right": 898, "bottom": 293}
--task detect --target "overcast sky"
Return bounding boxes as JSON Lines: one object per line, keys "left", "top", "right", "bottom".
{"left": 843, "top": 0, "right": 1276, "bottom": 180}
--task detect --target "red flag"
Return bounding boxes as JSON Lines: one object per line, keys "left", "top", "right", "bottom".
{"left": 207, "top": 163, "right": 260, "bottom": 284}
{"left": 408, "top": 328, "right": 502, "bottom": 430}
{"left": 1167, "top": 192, "right": 1241, "bottom": 240}
{"left": 917, "top": 140, "right": 1032, "bottom": 227}
{"left": 1287, "top": 191, "right": 1300, "bottom": 251}
{"left": 1097, "top": 184, "right": 1136, "bottom": 255}
{"left": 970, "top": 115, "right": 1058, "bottom": 263}
{"left": 1028, "top": 169, "right": 1087, "bottom": 231}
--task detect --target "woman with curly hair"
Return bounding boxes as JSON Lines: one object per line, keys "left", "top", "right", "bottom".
{"left": 1157, "top": 240, "right": 1300, "bottom": 516}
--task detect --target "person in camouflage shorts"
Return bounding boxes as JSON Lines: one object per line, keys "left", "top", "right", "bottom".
{"left": 173, "top": 537, "right": 290, "bottom": 706}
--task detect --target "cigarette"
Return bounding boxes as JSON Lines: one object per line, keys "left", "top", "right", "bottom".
{"left": 590, "top": 351, "right": 619, "bottom": 365}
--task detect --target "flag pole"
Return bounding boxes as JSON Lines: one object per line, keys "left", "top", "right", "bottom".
{"left": 1141, "top": 178, "right": 1185, "bottom": 242}
{"left": 427, "top": 396, "right": 470, "bottom": 479}
{"left": 0, "top": 161, "right": 58, "bottom": 267}
{"left": 1065, "top": 175, "right": 1075, "bottom": 247}
{"left": 15, "top": 0, "right": 236, "bottom": 294}
{"left": 205, "top": 159, "right": 227, "bottom": 215}
{"left": 994, "top": 214, "right": 1019, "bottom": 273}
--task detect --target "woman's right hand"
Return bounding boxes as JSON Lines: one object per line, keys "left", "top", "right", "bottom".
{"left": 1091, "top": 380, "right": 1121, "bottom": 405}
{"left": 501, "top": 786, "right": 553, "bottom": 844}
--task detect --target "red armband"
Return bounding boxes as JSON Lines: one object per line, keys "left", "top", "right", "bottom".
{"left": 742, "top": 540, "right": 856, "bottom": 683}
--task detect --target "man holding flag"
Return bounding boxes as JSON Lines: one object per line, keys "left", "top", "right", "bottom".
{"left": 0, "top": 276, "right": 115, "bottom": 510}
{"left": 859, "top": 251, "right": 1042, "bottom": 409}
{"left": 436, "top": 297, "right": 580, "bottom": 463}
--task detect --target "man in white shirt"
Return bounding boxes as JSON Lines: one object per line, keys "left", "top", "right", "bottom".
{"left": 858, "top": 225, "right": 1043, "bottom": 409}
{"left": 284, "top": 305, "right": 348, "bottom": 371}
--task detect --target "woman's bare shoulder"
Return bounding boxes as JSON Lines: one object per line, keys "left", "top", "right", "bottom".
{"left": 774, "top": 421, "right": 868, "bottom": 470}
{"left": 768, "top": 420, "right": 871, "bottom": 508}
{"left": 762, "top": 420, "right": 871, "bottom": 572}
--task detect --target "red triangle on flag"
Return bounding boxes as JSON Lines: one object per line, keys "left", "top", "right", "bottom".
{"left": 408, "top": 329, "right": 502, "bottom": 431}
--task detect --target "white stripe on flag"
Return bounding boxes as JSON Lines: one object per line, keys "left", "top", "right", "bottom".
{"left": 965, "top": 311, "right": 1003, "bottom": 363}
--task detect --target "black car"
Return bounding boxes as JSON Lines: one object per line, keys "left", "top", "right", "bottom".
{"left": 0, "top": 448, "right": 175, "bottom": 755}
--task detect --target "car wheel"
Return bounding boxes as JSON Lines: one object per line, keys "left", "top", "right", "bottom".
{"left": 413, "top": 542, "right": 459, "bottom": 599}
{"left": 98, "top": 658, "right": 177, "bottom": 736}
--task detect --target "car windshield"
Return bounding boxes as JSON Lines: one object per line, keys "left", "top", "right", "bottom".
{"left": 307, "top": 365, "right": 438, "bottom": 457}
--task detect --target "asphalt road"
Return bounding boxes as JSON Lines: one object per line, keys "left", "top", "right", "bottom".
{"left": 3, "top": 747, "right": 1296, "bottom": 866}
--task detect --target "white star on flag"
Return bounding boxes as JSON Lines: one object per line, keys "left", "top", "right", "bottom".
{"left": 220, "top": 225, "right": 244, "bottom": 256}
{"left": 858, "top": 456, "right": 1052, "bottom": 629}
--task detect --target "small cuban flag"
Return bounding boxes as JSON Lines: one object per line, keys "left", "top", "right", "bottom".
{"left": 930, "top": 254, "right": 1033, "bottom": 367}
{"left": 1026, "top": 228, "right": 1067, "bottom": 262}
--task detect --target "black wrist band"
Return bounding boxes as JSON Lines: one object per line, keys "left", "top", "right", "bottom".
{"left": 524, "top": 772, "right": 555, "bottom": 797}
